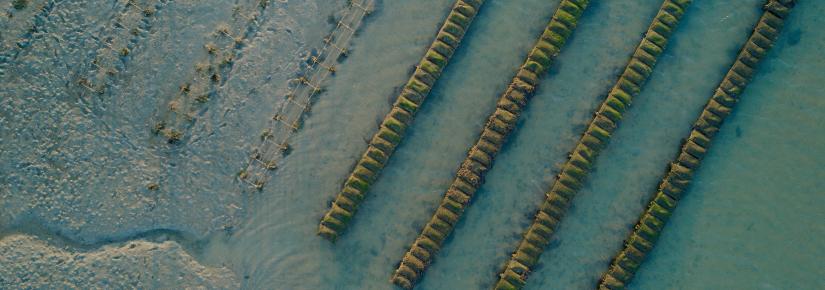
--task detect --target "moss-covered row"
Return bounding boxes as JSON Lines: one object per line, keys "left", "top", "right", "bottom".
{"left": 598, "top": 1, "right": 794, "bottom": 289}
{"left": 492, "top": 1, "right": 694, "bottom": 289}
{"left": 318, "top": 0, "right": 486, "bottom": 242}
{"left": 389, "top": 1, "right": 591, "bottom": 289}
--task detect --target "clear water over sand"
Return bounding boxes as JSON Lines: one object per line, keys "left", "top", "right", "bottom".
{"left": 1, "top": 0, "right": 822, "bottom": 289}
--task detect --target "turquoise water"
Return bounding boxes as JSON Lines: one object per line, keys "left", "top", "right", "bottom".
{"left": 1, "top": 0, "right": 823, "bottom": 289}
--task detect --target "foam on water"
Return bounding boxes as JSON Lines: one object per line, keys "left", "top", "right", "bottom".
{"left": 0, "top": 234, "right": 238, "bottom": 288}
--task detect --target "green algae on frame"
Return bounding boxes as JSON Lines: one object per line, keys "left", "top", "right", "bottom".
{"left": 390, "top": 1, "right": 592, "bottom": 289}
{"left": 598, "top": 1, "right": 795, "bottom": 288}
{"left": 493, "top": 1, "right": 694, "bottom": 289}
{"left": 318, "top": 0, "right": 487, "bottom": 243}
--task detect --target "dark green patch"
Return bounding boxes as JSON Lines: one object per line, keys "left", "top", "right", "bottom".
{"left": 12, "top": 0, "right": 28, "bottom": 9}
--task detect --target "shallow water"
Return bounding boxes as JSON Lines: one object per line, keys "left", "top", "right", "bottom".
{"left": 1, "top": 0, "right": 823, "bottom": 289}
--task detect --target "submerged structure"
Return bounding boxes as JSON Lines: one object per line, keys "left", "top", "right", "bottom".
{"left": 390, "top": 0, "right": 590, "bottom": 288}
{"left": 318, "top": 0, "right": 485, "bottom": 243}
